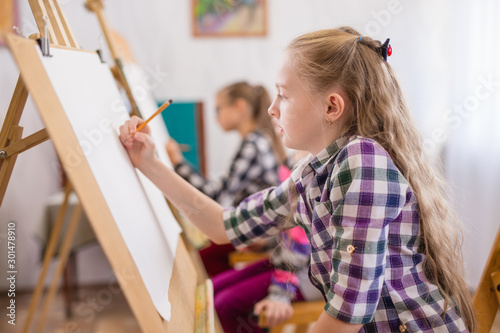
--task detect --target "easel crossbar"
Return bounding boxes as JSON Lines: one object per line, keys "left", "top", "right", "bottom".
{"left": 0, "top": 128, "right": 49, "bottom": 158}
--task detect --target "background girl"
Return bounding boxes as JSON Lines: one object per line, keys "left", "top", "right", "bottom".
{"left": 166, "top": 82, "right": 285, "bottom": 276}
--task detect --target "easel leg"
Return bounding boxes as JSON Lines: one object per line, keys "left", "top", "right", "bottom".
{"left": 23, "top": 182, "right": 73, "bottom": 333}
{"left": 473, "top": 226, "right": 500, "bottom": 332}
{"left": 0, "top": 76, "right": 28, "bottom": 206}
{"left": 35, "top": 201, "right": 82, "bottom": 333}
{"left": 0, "top": 127, "right": 22, "bottom": 203}
{"left": 62, "top": 251, "right": 75, "bottom": 318}
{"left": 0, "top": 76, "right": 28, "bottom": 136}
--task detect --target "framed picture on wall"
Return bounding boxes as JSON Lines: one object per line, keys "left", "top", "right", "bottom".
{"left": 192, "top": 0, "right": 267, "bottom": 37}
{"left": 0, "top": 0, "right": 18, "bottom": 46}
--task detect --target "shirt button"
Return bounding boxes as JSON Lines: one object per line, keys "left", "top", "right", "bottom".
{"left": 399, "top": 324, "right": 406, "bottom": 332}
{"left": 347, "top": 245, "right": 355, "bottom": 254}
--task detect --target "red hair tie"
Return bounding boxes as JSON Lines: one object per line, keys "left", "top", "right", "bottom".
{"left": 380, "top": 38, "right": 392, "bottom": 62}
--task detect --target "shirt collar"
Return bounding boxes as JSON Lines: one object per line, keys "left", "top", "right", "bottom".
{"left": 306, "top": 135, "right": 354, "bottom": 175}
{"left": 290, "top": 134, "right": 355, "bottom": 183}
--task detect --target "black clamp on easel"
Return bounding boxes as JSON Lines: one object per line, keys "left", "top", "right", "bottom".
{"left": 36, "top": 16, "right": 52, "bottom": 57}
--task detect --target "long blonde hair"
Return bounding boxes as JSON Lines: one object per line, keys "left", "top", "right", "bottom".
{"left": 220, "top": 82, "right": 287, "bottom": 163}
{"left": 286, "top": 27, "right": 476, "bottom": 331}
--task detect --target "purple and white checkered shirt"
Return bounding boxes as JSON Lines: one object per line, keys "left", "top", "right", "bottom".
{"left": 224, "top": 135, "right": 467, "bottom": 332}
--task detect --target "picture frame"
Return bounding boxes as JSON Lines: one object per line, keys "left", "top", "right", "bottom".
{"left": 192, "top": 0, "right": 267, "bottom": 37}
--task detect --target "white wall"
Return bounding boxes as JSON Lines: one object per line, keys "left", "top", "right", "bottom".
{"left": 0, "top": 0, "right": 498, "bottom": 290}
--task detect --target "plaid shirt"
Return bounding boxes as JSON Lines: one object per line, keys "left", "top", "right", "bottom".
{"left": 224, "top": 135, "right": 467, "bottom": 332}
{"left": 176, "top": 129, "right": 280, "bottom": 207}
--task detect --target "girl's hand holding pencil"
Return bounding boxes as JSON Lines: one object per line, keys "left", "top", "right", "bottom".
{"left": 119, "top": 99, "right": 172, "bottom": 169}
{"left": 118, "top": 98, "right": 228, "bottom": 246}
{"left": 119, "top": 115, "right": 157, "bottom": 169}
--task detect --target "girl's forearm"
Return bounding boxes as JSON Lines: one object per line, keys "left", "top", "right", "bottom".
{"left": 140, "top": 158, "right": 230, "bottom": 244}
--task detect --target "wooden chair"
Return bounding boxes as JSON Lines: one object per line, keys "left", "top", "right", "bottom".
{"left": 228, "top": 250, "right": 269, "bottom": 267}
{"left": 473, "top": 226, "right": 500, "bottom": 332}
{"left": 260, "top": 300, "right": 325, "bottom": 333}
{"left": 227, "top": 251, "right": 324, "bottom": 332}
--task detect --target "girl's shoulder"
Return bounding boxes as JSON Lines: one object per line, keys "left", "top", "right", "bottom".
{"left": 332, "top": 135, "right": 399, "bottom": 169}
{"left": 249, "top": 128, "right": 272, "bottom": 140}
{"left": 245, "top": 129, "right": 274, "bottom": 152}
{"left": 326, "top": 135, "right": 411, "bottom": 200}
{"left": 331, "top": 135, "right": 405, "bottom": 181}
{"left": 236, "top": 130, "right": 266, "bottom": 153}
{"left": 338, "top": 135, "right": 391, "bottom": 160}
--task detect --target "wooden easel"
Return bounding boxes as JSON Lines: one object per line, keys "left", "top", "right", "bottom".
{"left": 0, "top": 0, "right": 63, "bottom": 205}
{"left": 473, "top": 226, "right": 500, "bottom": 332}
{"left": 1, "top": 1, "right": 213, "bottom": 333}
{"left": 0, "top": 1, "right": 84, "bottom": 332}
{"left": 84, "top": 0, "right": 212, "bottom": 284}
{"left": 0, "top": 52, "right": 76, "bottom": 333}
{"left": 84, "top": 3, "right": 218, "bottom": 329}
{"left": 0, "top": 76, "right": 49, "bottom": 205}
{"left": 84, "top": 0, "right": 141, "bottom": 117}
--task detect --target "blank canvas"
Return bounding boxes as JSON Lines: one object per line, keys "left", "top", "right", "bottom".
{"left": 25, "top": 43, "right": 180, "bottom": 321}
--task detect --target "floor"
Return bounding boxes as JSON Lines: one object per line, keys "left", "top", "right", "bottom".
{"left": 1, "top": 286, "right": 499, "bottom": 333}
{"left": 1, "top": 285, "right": 140, "bottom": 333}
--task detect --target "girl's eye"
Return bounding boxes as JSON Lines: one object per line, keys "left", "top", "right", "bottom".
{"left": 278, "top": 94, "right": 285, "bottom": 100}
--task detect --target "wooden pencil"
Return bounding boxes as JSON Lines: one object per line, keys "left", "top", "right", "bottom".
{"left": 136, "top": 99, "right": 172, "bottom": 133}
{"left": 122, "top": 99, "right": 172, "bottom": 144}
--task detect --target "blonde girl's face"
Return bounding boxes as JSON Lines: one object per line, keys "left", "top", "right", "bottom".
{"left": 268, "top": 59, "right": 325, "bottom": 155}
{"left": 215, "top": 93, "right": 240, "bottom": 131}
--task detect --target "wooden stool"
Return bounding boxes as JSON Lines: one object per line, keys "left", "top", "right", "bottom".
{"left": 228, "top": 250, "right": 269, "bottom": 267}
{"left": 260, "top": 300, "right": 325, "bottom": 333}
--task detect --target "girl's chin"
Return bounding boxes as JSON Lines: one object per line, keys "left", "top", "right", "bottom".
{"left": 282, "top": 137, "right": 297, "bottom": 150}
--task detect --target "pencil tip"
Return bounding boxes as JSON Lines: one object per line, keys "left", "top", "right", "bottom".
{"left": 168, "top": 99, "right": 173, "bottom": 104}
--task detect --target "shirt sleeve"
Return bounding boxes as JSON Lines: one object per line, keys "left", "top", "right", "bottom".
{"left": 223, "top": 176, "right": 298, "bottom": 249}
{"left": 176, "top": 137, "right": 278, "bottom": 206}
{"left": 175, "top": 161, "right": 228, "bottom": 201}
{"left": 267, "top": 227, "right": 311, "bottom": 303}
{"left": 324, "top": 139, "right": 409, "bottom": 324}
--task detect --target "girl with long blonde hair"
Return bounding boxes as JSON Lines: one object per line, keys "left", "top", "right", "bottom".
{"left": 120, "top": 27, "right": 476, "bottom": 332}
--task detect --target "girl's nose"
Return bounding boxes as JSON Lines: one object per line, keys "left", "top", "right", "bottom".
{"left": 268, "top": 98, "right": 280, "bottom": 118}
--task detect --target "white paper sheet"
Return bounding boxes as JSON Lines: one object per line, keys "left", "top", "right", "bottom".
{"left": 123, "top": 63, "right": 181, "bottom": 254}
{"left": 39, "top": 47, "right": 180, "bottom": 321}
{"left": 124, "top": 63, "right": 172, "bottom": 170}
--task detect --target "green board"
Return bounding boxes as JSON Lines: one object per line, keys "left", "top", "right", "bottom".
{"left": 160, "top": 101, "right": 201, "bottom": 172}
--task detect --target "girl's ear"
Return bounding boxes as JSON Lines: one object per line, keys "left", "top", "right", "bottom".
{"left": 326, "top": 93, "right": 345, "bottom": 122}
{"left": 234, "top": 97, "right": 251, "bottom": 117}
